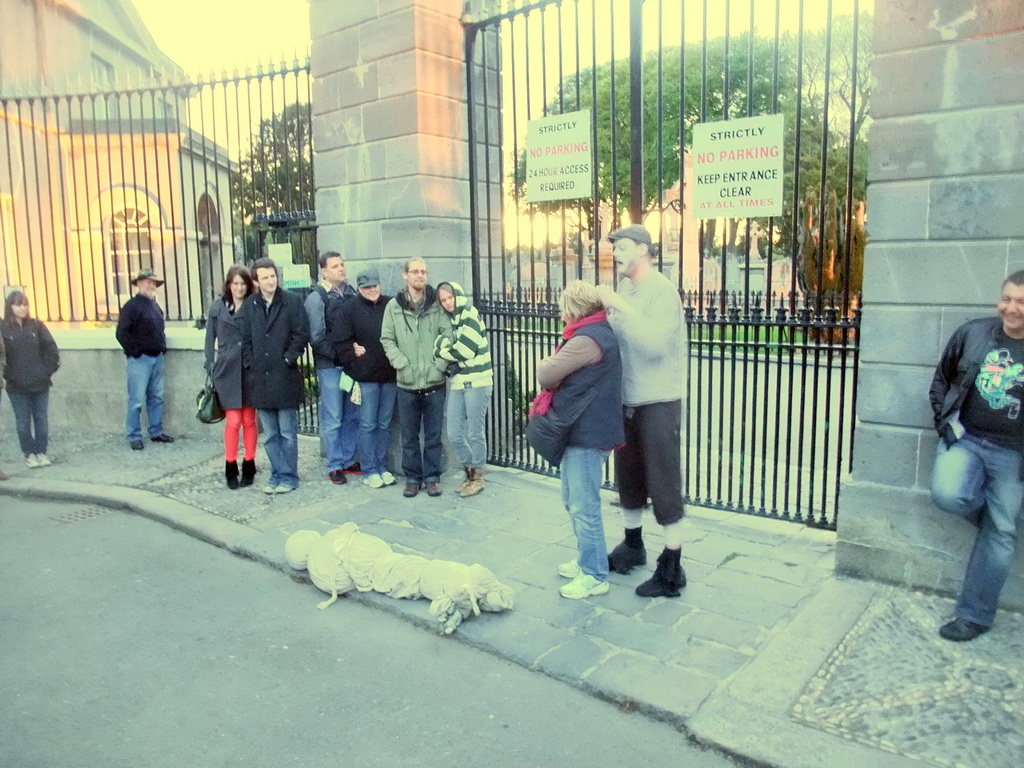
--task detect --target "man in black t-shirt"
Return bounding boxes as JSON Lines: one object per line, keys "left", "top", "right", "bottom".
{"left": 929, "top": 270, "right": 1024, "bottom": 641}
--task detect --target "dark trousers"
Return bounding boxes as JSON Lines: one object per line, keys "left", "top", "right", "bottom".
{"left": 8, "top": 390, "right": 50, "bottom": 456}
{"left": 397, "top": 385, "right": 446, "bottom": 484}
{"left": 614, "top": 399, "right": 685, "bottom": 525}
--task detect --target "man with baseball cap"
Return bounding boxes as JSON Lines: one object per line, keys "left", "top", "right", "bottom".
{"left": 116, "top": 269, "right": 175, "bottom": 450}
{"left": 597, "top": 224, "right": 688, "bottom": 597}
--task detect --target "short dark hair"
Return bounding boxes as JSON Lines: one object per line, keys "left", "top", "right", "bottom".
{"left": 252, "top": 257, "right": 276, "bottom": 274}
{"left": 1006, "top": 270, "right": 1024, "bottom": 287}
{"left": 319, "top": 251, "right": 342, "bottom": 269}
{"left": 221, "top": 264, "right": 255, "bottom": 301}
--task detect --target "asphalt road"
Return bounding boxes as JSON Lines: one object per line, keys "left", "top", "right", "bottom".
{"left": 0, "top": 497, "right": 739, "bottom": 768}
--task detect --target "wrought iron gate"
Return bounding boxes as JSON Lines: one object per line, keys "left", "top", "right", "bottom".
{"left": 464, "top": 0, "right": 868, "bottom": 529}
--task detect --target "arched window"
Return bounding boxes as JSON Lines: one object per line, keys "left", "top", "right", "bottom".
{"left": 108, "top": 208, "right": 153, "bottom": 297}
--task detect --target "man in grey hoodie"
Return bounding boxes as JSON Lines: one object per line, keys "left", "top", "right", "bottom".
{"left": 598, "top": 225, "right": 688, "bottom": 598}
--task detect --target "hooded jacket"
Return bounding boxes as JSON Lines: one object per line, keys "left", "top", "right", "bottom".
{"left": 433, "top": 282, "right": 493, "bottom": 389}
{"left": 380, "top": 285, "right": 452, "bottom": 391}
{"left": 330, "top": 291, "right": 396, "bottom": 383}
{"left": 2, "top": 317, "right": 59, "bottom": 393}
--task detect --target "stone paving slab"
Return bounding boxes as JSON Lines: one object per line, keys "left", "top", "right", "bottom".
{"left": 5, "top": 429, "right": 1022, "bottom": 768}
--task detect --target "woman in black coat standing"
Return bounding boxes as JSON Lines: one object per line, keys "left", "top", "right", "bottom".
{"left": 2, "top": 290, "right": 60, "bottom": 468}
{"left": 205, "top": 265, "right": 258, "bottom": 489}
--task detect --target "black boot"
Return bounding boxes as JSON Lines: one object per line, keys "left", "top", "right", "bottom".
{"left": 635, "top": 548, "right": 686, "bottom": 598}
{"left": 608, "top": 527, "right": 647, "bottom": 574}
{"left": 240, "top": 458, "right": 256, "bottom": 487}
{"left": 225, "top": 460, "right": 240, "bottom": 490}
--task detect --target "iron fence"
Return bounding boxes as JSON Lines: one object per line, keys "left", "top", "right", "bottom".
{"left": 0, "top": 58, "right": 315, "bottom": 324}
{"left": 466, "top": 0, "right": 869, "bottom": 528}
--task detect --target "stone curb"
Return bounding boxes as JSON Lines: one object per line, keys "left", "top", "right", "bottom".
{"left": 1, "top": 476, "right": 843, "bottom": 768}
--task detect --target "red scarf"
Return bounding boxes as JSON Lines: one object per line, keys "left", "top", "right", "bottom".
{"left": 529, "top": 310, "right": 607, "bottom": 417}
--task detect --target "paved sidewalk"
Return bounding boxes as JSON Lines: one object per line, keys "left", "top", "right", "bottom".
{"left": 2, "top": 429, "right": 1022, "bottom": 768}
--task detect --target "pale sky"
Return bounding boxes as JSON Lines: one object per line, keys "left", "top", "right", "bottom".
{"left": 130, "top": 0, "right": 312, "bottom": 75}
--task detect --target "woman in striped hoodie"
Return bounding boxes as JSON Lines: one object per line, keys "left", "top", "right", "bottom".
{"left": 435, "top": 282, "right": 493, "bottom": 497}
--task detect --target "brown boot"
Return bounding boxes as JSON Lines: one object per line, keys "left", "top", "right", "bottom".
{"left": 460, "top": 466, "right": 484, "bottom": 497}
{"left": 456, "top": 465, "right": 472, "bottom": 495}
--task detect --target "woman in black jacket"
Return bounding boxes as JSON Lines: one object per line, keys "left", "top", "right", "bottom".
{"left": 2, "top": 290, "right": 60, "bottom": 468}
{"left": 205, "top": 265, "right": 258, "bottom": 489}
{"left": 330, "top": 267, "right": 397, "bottom": 489}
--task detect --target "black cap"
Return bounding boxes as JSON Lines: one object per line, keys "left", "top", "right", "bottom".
{"left": 607, "top": 224, "right": 653, "bottom": 246}
{"left": 356, "top": 268, "right": 380, "bottom": 288}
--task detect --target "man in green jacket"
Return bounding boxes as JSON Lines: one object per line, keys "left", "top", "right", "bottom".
{"left": 381, "top": 258, "right": 453, "bottom": 497}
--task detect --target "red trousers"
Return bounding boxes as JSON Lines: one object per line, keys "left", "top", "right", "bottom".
{"left": 224, "top": 406, "right": 258, "bottom": 462}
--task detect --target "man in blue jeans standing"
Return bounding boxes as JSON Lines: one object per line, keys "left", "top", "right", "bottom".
{"left": 304, "top": 251, "right": 359, "bottom": 485}
{"left": 242, "top": 257, "right": 310, "bottom": 494}
{"left": 930, "top": 270, "right": 1024, "bottom": 641}
{"left": 116, "top": 269, "right": 175, "bottom": 450}
{"left": 381, "top": 258, "right": 452, "bottom": 498}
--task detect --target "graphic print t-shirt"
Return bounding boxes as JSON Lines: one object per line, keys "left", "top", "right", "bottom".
{"left": 960, "top": 331, "right": 1024, "bottom": 448}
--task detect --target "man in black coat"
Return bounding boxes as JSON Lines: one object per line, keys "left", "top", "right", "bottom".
{"left": 115, "top": 269, "right": 175, "bottom": 450}
{"left": 241, "top": 257, "right": 310, "bottom": 494}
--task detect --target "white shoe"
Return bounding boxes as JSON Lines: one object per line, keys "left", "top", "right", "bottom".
{"left": 25, "top": 454, "right": 40, "bottom": 468}
{"left": 559, "top": 574, "right": 609, "bottom": 600}
{"left": 263, "top": 484, "right": 276, "bottom": 494}
{"left": 273, "top": 485, "right": 295, "bottom": 494}
{"left": 557, "top": 559, "right": 582, "bottom": 579}
{"left": 380, "top": 471, "right": 397, "bottom": 486}
{"left": 363, "top": 474, "right": 385, "bottom": 489}
{"left": 35, "top": 454, "right": 52, "bottom": 467}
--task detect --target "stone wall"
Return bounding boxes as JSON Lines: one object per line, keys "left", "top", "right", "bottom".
{"left": 308, "top": 0, "right": 475, "bottom": 294}
{"left": 838, "top": 0, "right": 1024, "bottom": 608}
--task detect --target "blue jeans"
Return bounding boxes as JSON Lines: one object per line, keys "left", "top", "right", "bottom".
{"left": 447, "top": 383, "right": 492, "bottom": 467}
{"left": 358, "top": 381, "right": 397, "bottom": 477}
{"left": 316, "top": 367, "right": 360, "bottom": 472}
{"left": 396, "top": 385, "right": 446, "bottom": 484}
{"left": 561, "top": 446, "right": 611, "bottom": 581}
{"left": 931, "top": 433, "right": 1024, "bottom": 626}
{"left": 8, "top": 390, "right": 49, "bottom": 456}
{"left": 258, "top": 408, "right": 299, "bottom": 489}
{"left": 125, "top": 354, "right": 165, "bottom": 441}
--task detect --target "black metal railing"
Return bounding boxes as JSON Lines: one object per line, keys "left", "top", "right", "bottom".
{"left": 0, "top": 58, "right": 315, "bottom": 324}
{"left": 466, "top": 0, "right": 869, "bottom": 528}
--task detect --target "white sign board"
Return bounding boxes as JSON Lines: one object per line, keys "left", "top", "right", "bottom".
{"left": 692, "top": 114, "right": 784, "bottom": 219}
{"left": 280, "top": 263, "right": 311, "bottom": 290}
{"left": 526, "top": 110, "right": 592, "bottom": 202}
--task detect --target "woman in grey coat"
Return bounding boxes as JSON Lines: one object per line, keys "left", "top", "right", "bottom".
{"left": 205, "top": 265, "right": 258, "bottom": 489}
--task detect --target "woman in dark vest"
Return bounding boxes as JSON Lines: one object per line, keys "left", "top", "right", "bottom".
{"left": 204, "top": 265, "right": 258, "bottom": 489}
{"left": 2, "top": 290, "right": 60, "bottom": 469}
{"left": 534, "top": 281, "right": 624, "bottom": 600}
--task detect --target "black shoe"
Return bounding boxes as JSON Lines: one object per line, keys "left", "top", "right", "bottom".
{"left": 403, "top": 482, "right": 421, "bottom": 498}
{"left": 329, "top": 469, "right": 347, "bottom": 485}
{"left": 425, "top": 482, "right": 441, "bottom": 497}
{"left": 150, "top": 434, "right": 175, "bottom": 443}
{"left": 939, "top": 617, "right": 990, "bottom": 642}
{"left": 240, "top": 459, "right": 256, "bottom": 486}
{"left": 130, "top": 439, "right": 144, "bottom": 451}
{"left": 635, "top": 548, "right": 686, "bottom": 598}
{"left": 342, "top": 462, "right": 363, "bottom": 475}
{"left": 225, "top": 461, "right": 240, "bottom": 490}
{"left": 608, "top": 538, "right": 647, "bottom": 574}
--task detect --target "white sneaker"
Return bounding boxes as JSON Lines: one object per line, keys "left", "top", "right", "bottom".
{"left": 25, "top": 454, "right": 40, "bottom": 468}
{"left": 363, "top": 474, "right": 385, "bottom": 489}
{"left": 35, "top": 454, "right": 52, "bottom": 467}
{"left": 559, "top": 574, "right": 609, "bottom": 600}
{"left": 557, "top": 559, "right": 582, "bottom": 579}
{"left": 273, "top": 485, "right": 295, "bottom": 494}
{"left": 263, "top": 484, "right": 276, "bottom": 494}
{"left": 380, "top": 471, "right": 397, "bottom": 486}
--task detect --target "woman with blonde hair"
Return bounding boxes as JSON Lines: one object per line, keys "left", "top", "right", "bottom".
{"left": 533, "top": 281, "right": 624, "bottom": 599}
{"left": 205, "top": 265, "right": 259, "bottom": 488}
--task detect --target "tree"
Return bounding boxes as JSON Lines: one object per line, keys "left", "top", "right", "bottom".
{"left": 230, "top": 101, "right": 314, "bottom": 263}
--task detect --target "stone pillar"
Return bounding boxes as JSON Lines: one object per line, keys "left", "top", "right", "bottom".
{"left": 838, "top": 1, "right": 1024, "bottom": 608}
{"left": 309, "top": 0, "right": 472, "bottom": 292}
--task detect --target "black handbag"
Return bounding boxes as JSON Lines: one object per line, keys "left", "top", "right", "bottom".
{"left": 525, "top": 388, "right": 598, "bottom": 467}
{"left": 196, "top": 373, "right": 226, "bottom": 424}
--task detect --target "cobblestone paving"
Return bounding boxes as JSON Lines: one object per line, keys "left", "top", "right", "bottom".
{"left": 794, "top": 587, "right": 1024, "bottom": 768}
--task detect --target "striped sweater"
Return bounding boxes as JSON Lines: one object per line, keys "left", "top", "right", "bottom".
{"left": 434, "top": 282, "right": 493, "bottom": 388}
